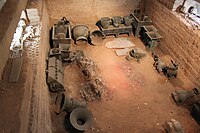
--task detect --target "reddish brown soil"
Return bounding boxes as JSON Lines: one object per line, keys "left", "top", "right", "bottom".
{"left": 50, "top": 33, "right": 200, "bottom": 133}
{"left": 0, "top": 55, "right": 32, "bottom": 133}
{"left": 0, "top": 0, "right": 18, "bottom": 41}
{"left": 0, "top": 1, "right": 199, "bottom": 132}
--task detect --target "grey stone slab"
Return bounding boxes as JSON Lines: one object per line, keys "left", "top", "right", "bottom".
{"left": 105, "top": 38, "right": 135, "bottom": 49}
{"left": 115, "top": 48, "right": 131, "bottom": 56}
{"left": 9, "top": 57, "right": 23, "bottom": 83}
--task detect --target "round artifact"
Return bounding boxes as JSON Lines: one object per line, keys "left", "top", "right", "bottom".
{"left": 123, "top": 15, "right": 134, "bottom": 26}
{"left": 90, "top": 30, "right": 105, "bottom": 46}
{"left": 70, "top": 108, "right": 93, "bottom": 131}
{"left": 72, "top": 25, "right": 89, "bottom": 45}
{"left": 100, "top": 17, "right": 111, "bottom": 29}
{"left": 112, "top": 16, "right": 123, "bottom": 28}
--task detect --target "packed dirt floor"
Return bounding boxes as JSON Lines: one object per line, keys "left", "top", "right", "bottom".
{"left": 50, "top": 29, "right": 200, "bottom": 132}
{"left": 0, "top": 1, "right": 200, "bottom": 132}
